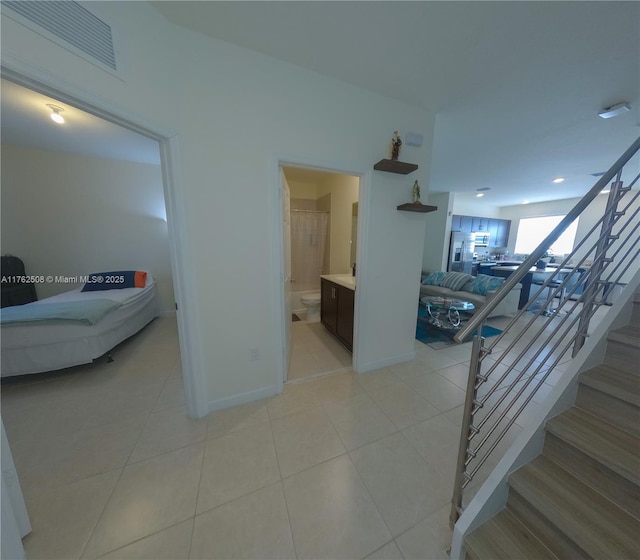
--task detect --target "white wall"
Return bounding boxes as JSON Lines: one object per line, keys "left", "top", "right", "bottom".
{"left": 451, "top": 196, "right": 502, "bottom": 218}
{"left": 0, "top": 145, "right": 174, "bottom": 312}
{"left": 1, "top": 2, "right": 435, "bottom": 412}
{"left": 422, "top": 192, "right": 454, "bottom": 272}
{"left": 317, "top": 174, "right": 359, "bottom": 274}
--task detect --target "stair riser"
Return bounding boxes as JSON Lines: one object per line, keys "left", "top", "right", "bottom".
{"left": 543, "top": 433, "right": 640, "bottom": 520}
{"left": 605, "top": 340, "right": 640, "bottom": 374}
{"left": 576, "top": 384, "right": 640, "bottom": 436}
{"left": 506, "top": 490, "right": 586, "bottom": 560}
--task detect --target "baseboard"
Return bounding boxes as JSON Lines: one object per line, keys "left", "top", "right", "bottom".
{"left": 159, "top": 310, "right": 177, "bottom": 318}
{"left": 355, "top": 350, "right": 416, "bottom": 373}
{"left": 207, "top": 384, "right": 280, "bottom": 414}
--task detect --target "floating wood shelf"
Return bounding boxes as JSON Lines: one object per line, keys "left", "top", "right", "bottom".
{"left": 373, "top": 159, "right": 418, "bottom": 174}
{"left": 397, "top": 203, "right": 438, "bottom": 213}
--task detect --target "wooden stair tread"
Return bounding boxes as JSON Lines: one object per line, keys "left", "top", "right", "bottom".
{"left": 579, "top": 364, "right": 640, "bottom": 406}
{"left": 509, "top": 455, "right": 640, "bottom": 559}
{"left": 545, "top": 407, "right": 640, "bottom": 483}
{"left": 466, "top": 509, "right": 557, "bottom": 560}
{"left": 608, "top": 324, "right": 640, "bottom": 348}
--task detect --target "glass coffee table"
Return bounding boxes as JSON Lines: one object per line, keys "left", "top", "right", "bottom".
{"left": 421, "top": 296, "right": 475, "bottom": 331}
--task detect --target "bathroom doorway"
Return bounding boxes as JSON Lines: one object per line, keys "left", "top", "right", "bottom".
{"left": 281, "top": 165, "right": 360, "bottom": 382}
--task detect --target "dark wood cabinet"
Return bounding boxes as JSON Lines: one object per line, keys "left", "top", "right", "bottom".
{"left": 321, "top": 279, "right": 338, "bottom": 332}
{"left": 321, "top": 278, "right": 354, "bottom": 351}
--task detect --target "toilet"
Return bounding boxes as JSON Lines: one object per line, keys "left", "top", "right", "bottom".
{"left": 301, "top": 292, "right": 321, "bottom": 322}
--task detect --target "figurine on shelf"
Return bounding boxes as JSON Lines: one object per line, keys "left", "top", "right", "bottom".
{"left": 391, "top": 131, "right": 402, "bottom": 160}
{"left": 412, "top": 180, "right": 421, "bottom": 204}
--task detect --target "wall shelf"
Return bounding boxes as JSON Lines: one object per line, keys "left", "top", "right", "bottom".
{"left": 374, "top": 159, "right": 418, "bottom": 174}
{"left": 397, "top": 203, "right": 438, "bottom": 213}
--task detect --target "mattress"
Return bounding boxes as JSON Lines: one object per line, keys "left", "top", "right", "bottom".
{"left": 1, "top": 280, "right": 159, "bottom": 377}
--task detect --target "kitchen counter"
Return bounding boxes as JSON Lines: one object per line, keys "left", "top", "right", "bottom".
{"left": 321, "top": 274, "right": 355, "bottom": 290}
{"left": 491, "top": 265, "right": 572, "bottom": 309}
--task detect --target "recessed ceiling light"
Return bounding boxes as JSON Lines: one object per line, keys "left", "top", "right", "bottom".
{"left": 552, "top": 177, "right": 565, "bottom": 183}
{"left": 46, "top": 104, "right": 65, "bottom": 124}
{"left": 476, "top": 193, "right": 484, "bottom": 198}
{"left": 598, "top": 102, "right": 631, "bottom": 119}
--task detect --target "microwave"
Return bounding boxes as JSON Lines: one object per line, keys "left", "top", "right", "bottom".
{"left": 474, "top": 233, "right": 490, "bottom": 247}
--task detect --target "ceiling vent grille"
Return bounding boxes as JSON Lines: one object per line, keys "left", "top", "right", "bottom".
{"left": 3, "top": 1, "right": 117, "bottom": 71}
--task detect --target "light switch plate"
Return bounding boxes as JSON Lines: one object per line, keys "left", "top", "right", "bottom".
{"left": 405, "top": 132, "right": 423, "bottom": 147}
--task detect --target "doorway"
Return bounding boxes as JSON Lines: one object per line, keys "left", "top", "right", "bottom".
{"left": 0, "top": 67, "right": 204, "bottom": 418}
{"left": 280, "top": 165, "right": 360, "bottom": 383}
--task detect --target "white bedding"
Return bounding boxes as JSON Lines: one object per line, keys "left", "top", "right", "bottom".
{"left": 1, "top": 279, "right": 159, "bottom": 377}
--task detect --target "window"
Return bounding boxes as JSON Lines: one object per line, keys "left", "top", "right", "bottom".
{"left": 514, "top": 215, "right": 579, "bottom": 256}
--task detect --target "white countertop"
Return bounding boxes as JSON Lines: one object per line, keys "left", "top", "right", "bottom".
{"left": 321, "top": 274, "right": 356, "bottom": 290}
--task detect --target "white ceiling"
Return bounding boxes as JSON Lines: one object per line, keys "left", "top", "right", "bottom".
{"left": 2, "top": 1, "right": 639, "bottom": 207}
{"left": 0, "top": 79, "right": 161, "bottom": 165}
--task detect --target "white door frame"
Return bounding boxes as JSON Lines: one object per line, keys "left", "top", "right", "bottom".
{"left": 270, "top": 155, "right": 370, "bottom": 390}
{"left": 1, "top": 61, "right": 208, "bottom": 419}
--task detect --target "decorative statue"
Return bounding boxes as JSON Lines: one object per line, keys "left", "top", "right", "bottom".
{"left": 412, "top": 180, "right": 421, "bottom": 204}
{"left": 391, "top": 131, "right": 402, "bottom": 160}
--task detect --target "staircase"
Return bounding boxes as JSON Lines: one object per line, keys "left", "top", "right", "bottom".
{"left": 464, "top": 292, "right": 640, "bottom": 559}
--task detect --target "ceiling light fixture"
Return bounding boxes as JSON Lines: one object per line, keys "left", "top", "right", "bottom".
{"left": 597, "top": 102, "right": 631, "bottom": 119}
{"left": 46, "top": 104, "right": 65, "bottom": 124}
{"left": 476, "top": 193, "right": 484, "bottom": 198}
{"left": 552, "top": 177, "right": 565, "bottom": 183}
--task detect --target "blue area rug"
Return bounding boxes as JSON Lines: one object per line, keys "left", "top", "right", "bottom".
{"left": 416, "top": 307, "right": 502, "bottom": 349}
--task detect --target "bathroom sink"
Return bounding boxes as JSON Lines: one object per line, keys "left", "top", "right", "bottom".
{"left": 321, "top": 274, "right": 356, "bottom": 290}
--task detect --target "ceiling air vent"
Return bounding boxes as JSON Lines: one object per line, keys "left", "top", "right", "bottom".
{"left": 3, "top": 1, "right": 117, "bottom": 71}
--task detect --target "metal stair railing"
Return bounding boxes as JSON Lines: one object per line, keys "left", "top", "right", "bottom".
{"left": 450, "top": 136, "right": 640, "bottom": 526}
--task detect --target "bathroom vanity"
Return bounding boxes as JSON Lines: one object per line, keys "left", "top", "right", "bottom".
{"left": 320, "top": 275, "right": 355, "bottom": 351}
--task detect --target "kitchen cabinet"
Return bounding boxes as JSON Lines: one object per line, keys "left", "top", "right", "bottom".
{"left": 459, "top": 216, "right": 473, "bottom": 233}
{"left": 452, "top": 215, "right": 511, "bottom": 247}
{"left": 471, "top": 217, "right": 489, "bottom": 231}
{"left": 321, "top": 278, "right": 354, "bottom": 351}
{"left": 451, "top": 215, "right": 462, "bottom": 231}
{"left": 495, "top": 219, "right": 511, "bottom": 247}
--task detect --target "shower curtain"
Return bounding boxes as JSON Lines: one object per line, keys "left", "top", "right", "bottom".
{"left": 290, "top": 211, "right": 329, "bottom": 292}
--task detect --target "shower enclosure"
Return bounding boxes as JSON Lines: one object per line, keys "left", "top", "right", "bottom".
{"left": 290, "top": 210, "right": 329, "bottom": 311}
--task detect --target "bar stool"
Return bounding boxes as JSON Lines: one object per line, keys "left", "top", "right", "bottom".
{"left": 546, "top": 279, "right": 566, "bottom": 315}
{"left": 531, "top": 275, "right": 565, "bottom": 316}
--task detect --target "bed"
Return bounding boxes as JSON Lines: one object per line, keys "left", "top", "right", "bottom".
{"left": 0, "top": 271, "right": 159, "bottom": 377}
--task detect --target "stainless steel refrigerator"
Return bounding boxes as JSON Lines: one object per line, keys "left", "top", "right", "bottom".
{"left": 448, "top": 232, "right": 475, "bottom": 274}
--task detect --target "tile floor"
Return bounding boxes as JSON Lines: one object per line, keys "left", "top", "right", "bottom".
{"left": 287, "top": 320, "right": 352, "bottom": 382}
{"left": 1, "top": 310, "right": 592, "bottom": 559}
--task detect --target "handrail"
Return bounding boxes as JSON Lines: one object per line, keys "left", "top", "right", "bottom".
{"left": 455, "top": 135, "right": 640, "bottom": 345}
{"left": 449, "top": 136, "right": 640, "bottom": 527}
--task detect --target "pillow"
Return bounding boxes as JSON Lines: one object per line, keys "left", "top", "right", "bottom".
{"left": 468, "top": 274, "right": 505, "bottom": 296}
{"left": 421, "top": 271, "right": 447, "bottom": 286}
{"left": 81, "top": 270, "right": 148, "bottom": 292}
{"left": 441, "top": 272, "right": 473, "bottom": 291}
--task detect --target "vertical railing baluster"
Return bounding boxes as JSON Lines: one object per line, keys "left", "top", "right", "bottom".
{"left": 573, "top": 174, "right": 624, "bottom": 356}
{"left": 449, "top": 138, "right": 639, "bottom": 537}
{"left": 450, "top": 331, "right": 486, "bottom": 526}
